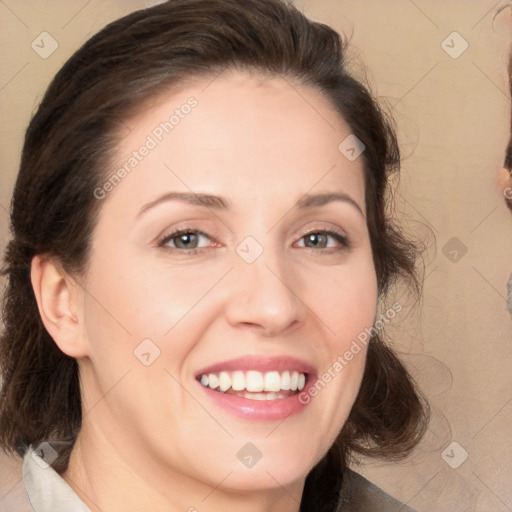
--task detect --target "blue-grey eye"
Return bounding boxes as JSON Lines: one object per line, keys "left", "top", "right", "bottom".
{"left": 304, "top": 233, "right": 329, "bottom": 248}
{"left": 297, "top": 231, "right": 348, "bottom": 249}
{"left": 174, "top": 232, "right": 199, "bottom": 249}
{"left": 161, "top": 230, "right": 211, "bottom": 250}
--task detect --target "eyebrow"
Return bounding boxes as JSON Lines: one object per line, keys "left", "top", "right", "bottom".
{"left": 297, "top": 193, "right": 364, "bottom": 217}
{"left": 137, "top": 192, "right": 229, "bottom": 217}
{"left": 137, "top": 191, "right": 364, "bottom": 218}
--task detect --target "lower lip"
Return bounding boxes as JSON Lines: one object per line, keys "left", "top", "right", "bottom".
{"left": 197, "top": 380, "right": 314, "bottom": 421}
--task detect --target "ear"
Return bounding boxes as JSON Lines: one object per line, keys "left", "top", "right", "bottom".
{"left": 30, "top": 255, "right": 89, "bottom": 358}
{"left": 499, "top": 168, "right": 512, "bottom": 212}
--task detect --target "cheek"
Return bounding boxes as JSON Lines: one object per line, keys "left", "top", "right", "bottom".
{"left": 316, "top": 260, "right": 378, "bottom": 342}
{"left": 83, "top": 249, "right": 223, "bottom": 334}
{"left": 305, "top": 257, "right": 377, "bottom": 410}
{"left": 296, "top": 266, "right": 376, "bottom": 457}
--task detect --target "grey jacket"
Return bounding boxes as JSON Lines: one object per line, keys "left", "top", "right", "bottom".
{"left": 336, "top": 470, "right": 415, "bottom": 512}
{"left": 0, "top": 446, "right": 415, "bottom": 512}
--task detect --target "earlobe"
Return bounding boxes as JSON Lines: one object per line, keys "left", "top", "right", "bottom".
{"left": 30, "top": 255, "right": 88, "bottom": 358}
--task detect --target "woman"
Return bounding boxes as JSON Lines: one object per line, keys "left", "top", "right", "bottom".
{"left": 0, "top": 0, "right": 428, "bottom": 510}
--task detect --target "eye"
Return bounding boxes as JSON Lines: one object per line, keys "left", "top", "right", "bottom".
{"left": 296, "top": 229, "right": 350, "bottom": 250}
{"left": 159, "top": 229, "right": 214, "bottom": 251}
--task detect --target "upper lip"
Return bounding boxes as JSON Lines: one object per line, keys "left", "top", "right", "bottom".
{"left": 195, "top": 356, "right": 317, "bottom": 378}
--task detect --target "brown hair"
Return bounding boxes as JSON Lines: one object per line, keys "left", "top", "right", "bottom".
{"left": 506, "top": 54, "right": 512, "bottom": 171}
{"left": 0, "top": 0, "right": 428, "bottom": 508}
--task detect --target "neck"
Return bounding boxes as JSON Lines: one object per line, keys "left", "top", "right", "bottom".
{"left": 62, "top": 422, "right": 305, "bottom": 512}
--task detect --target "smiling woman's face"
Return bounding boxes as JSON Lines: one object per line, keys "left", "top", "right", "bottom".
{"left": 72, "top": 70, "right": 378, "bottom": 497}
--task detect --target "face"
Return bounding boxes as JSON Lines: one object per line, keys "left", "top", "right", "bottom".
{"left": 76, "top": 70, "right": 378, "bottom": 495}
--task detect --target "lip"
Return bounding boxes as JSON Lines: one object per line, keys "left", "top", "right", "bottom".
{"left": 195, "top": 355, "right": 317, "bottom": 421}
{"left": 195, "top": 355, "right": 317, "bottom": 377}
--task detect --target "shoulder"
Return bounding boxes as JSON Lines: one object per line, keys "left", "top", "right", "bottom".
{"left": 336, "top": 469, "right": 415, "bottom": 512}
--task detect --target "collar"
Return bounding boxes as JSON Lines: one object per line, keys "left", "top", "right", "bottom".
{"left": 22, "top": 445, "right": 90, "bottom": 512}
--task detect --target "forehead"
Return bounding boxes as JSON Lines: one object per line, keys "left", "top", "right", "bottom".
{"left": 106, "top": 70, "right": 366, "bottom": 212}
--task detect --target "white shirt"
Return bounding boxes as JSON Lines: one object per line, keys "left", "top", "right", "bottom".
{"left": 14, "top": 446, "right": 89, "bottom": 512}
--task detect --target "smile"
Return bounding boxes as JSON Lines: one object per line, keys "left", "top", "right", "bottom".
{"left": 197, "top": 370, "right": 307, "bottom": 401}
{"left": 194, "top": 356, "right": 315, "bottom": 419}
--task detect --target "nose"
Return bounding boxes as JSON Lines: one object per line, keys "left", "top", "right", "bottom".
{"left": 224, "top": 251, "right": 304, "bottom": 337}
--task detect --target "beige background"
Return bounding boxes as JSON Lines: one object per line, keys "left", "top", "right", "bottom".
{"left": 1, "top": 1, "right": 511, "bottom": 511}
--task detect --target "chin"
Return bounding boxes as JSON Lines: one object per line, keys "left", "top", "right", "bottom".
{"left": 221, "top": 462, "right": 311, "bottom": 494}
{"left": 215, "top": 440, "right": 321, "bottom": 492}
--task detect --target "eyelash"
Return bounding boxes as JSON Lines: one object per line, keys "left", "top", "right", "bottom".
{"left": 157, "top": 228, "right": 214, "bottom": 255}
{"left": 297, "top": 229, "right": 351, "bottom": 251}
{"left": 157, "top": 227, "right": 351, "bottom": 254}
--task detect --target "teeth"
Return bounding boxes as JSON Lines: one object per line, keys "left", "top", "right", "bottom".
{"left": 199, "top": 370, "right": 308, "bottom": 394}
{"left": 280, "top": 371, "right": 291, "bottom": 390}
{"left": 298, "top": 373, "right": 306, "bottom": 391}
{"left": 246, "top": 392, "right": 267, "bottom": 401}
{"left": 246, "top": 371, "right": 264, "bottom": 392}
{"left": 218, "top": 371, "right": 231, "bottom": 392}
{"left": 290, "top": 371, "right": 299, "bottom": 391}
{"left": 264, "top": 371, "right": 281, "bottom": 392}
{"left": 243, "top": 391, "right": 286, "bottom": 401}
{"left": 208, "top": 373, "right": 219, "bottom": 389}
{"left": 231, "top": 371, "right": 245, "bottom": 391}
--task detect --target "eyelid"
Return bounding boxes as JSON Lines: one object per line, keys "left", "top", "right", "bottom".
{"left": 295, "top": 220, "right": 350, "bottom": 241}
{"left": 157, "top": 226, "right": 219, "bottom": 252}
{"left": 294, "top": 227, "right": 351, "bottom": 249}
